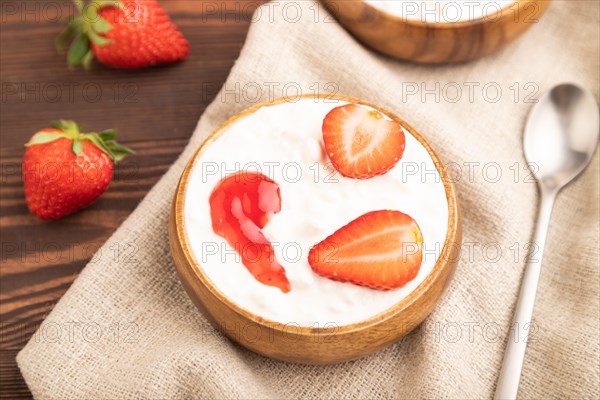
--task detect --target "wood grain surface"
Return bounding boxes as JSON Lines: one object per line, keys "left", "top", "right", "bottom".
{"left": 0, "top": 1, "right": 264, "bottom": 397}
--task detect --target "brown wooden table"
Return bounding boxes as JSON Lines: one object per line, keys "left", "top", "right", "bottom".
{"left": 0, "top": 1, "right": 264, "bottom": 397}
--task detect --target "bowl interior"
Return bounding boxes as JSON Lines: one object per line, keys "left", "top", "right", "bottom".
{"left": 173, "top": 94, "right": 461, "bottom": 335}
{"left": 358, "top": 0, "right": 523, "bottom": 27}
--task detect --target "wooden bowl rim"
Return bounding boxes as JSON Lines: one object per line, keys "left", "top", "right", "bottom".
{"left": 172, "top": 94, "right": 460, "bottom": 335}
{"left": 352, "top": 0, "right": 531, "bottom": 29}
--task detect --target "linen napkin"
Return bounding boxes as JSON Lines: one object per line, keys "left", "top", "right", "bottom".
{"left": 17, "top": 1, "right": 599, "bottom": 398}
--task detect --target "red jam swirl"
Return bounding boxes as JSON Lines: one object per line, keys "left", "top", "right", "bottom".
{"left": 209, "top": 171, "right": 291, "bottom": 293}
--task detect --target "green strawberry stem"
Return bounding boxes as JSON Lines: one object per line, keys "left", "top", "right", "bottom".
{"left": 56, "top": 0, "right": 123, "bottom": 69}
{"left": 25, "top": 120, "right": 134, "bottom": 162}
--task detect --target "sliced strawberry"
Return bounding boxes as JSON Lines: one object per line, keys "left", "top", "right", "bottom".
{"left": 322, "top": 104, "right": 406, "bottom": 179}
{"left": 209, "top": 172, "right": 291, "bottom": 293}
{"left": 308, "top": 210, "right": 423, "bottom": 290}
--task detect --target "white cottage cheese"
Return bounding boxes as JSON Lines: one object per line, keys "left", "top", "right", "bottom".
{"left": 365, "top": 0, "right": 517, "bottom": 23}
{"left": 184, "top": 98, "right": 449, "bottom": 327}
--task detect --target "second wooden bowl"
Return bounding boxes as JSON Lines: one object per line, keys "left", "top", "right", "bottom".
{"left": 323, "top": 0, "right": 550, "bottom": 64}
{"left": 169, "top": 95, "right": 462, "bottom": 364}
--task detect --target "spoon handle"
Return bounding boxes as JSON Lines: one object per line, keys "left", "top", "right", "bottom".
{"left": 494, "top": 191, "right": 556, "bottom": 399}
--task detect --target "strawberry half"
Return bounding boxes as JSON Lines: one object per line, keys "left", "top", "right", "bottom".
{"left": 322, "top": 104, "right": 406, "bottom": 179}
{"left": 23, "top": 120, "right": 134, "bottom": 220}
{"left": 308, "top": 210, "right": 423, "bottom": 290}
{"left": 57, "top": 0, "right": 189, "bottom": 69}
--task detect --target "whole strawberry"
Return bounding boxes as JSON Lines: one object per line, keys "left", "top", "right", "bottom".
{"left": 57, "top": 0, "right": 189, "bottom": 69}
{"left": 22, "top": 120, "right": 134, "bottom": 220}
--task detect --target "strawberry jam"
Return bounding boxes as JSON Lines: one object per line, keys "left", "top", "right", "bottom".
{"left": 209, "top": 171, "right": 291, "bottom": 293}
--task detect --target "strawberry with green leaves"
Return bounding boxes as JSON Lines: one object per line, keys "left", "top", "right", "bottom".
{"left": 22, "top": 120, "right": 134, "bottom": 220}
{"left": 57, "top": 0, "right": 189, "bottom": 69}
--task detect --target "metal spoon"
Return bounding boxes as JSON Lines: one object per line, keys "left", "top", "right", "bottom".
{"left": 494, "top": 83, "right": 599, "bottom": 399}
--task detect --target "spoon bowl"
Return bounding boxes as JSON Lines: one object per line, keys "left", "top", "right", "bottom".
{"left": 524, "top": 83, "right": 600, "bottom": 191}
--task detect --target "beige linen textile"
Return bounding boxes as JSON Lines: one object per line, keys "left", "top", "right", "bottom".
{"left": 17, "top": 1, "right": 599, "bottom": 398}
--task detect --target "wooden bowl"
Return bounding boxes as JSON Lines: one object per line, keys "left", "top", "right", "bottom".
{"left": 169, "top": 95, "right": 462, "bottom": 364}
{"left": 323, "top": 0, "right": 550, "bottom": 64}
